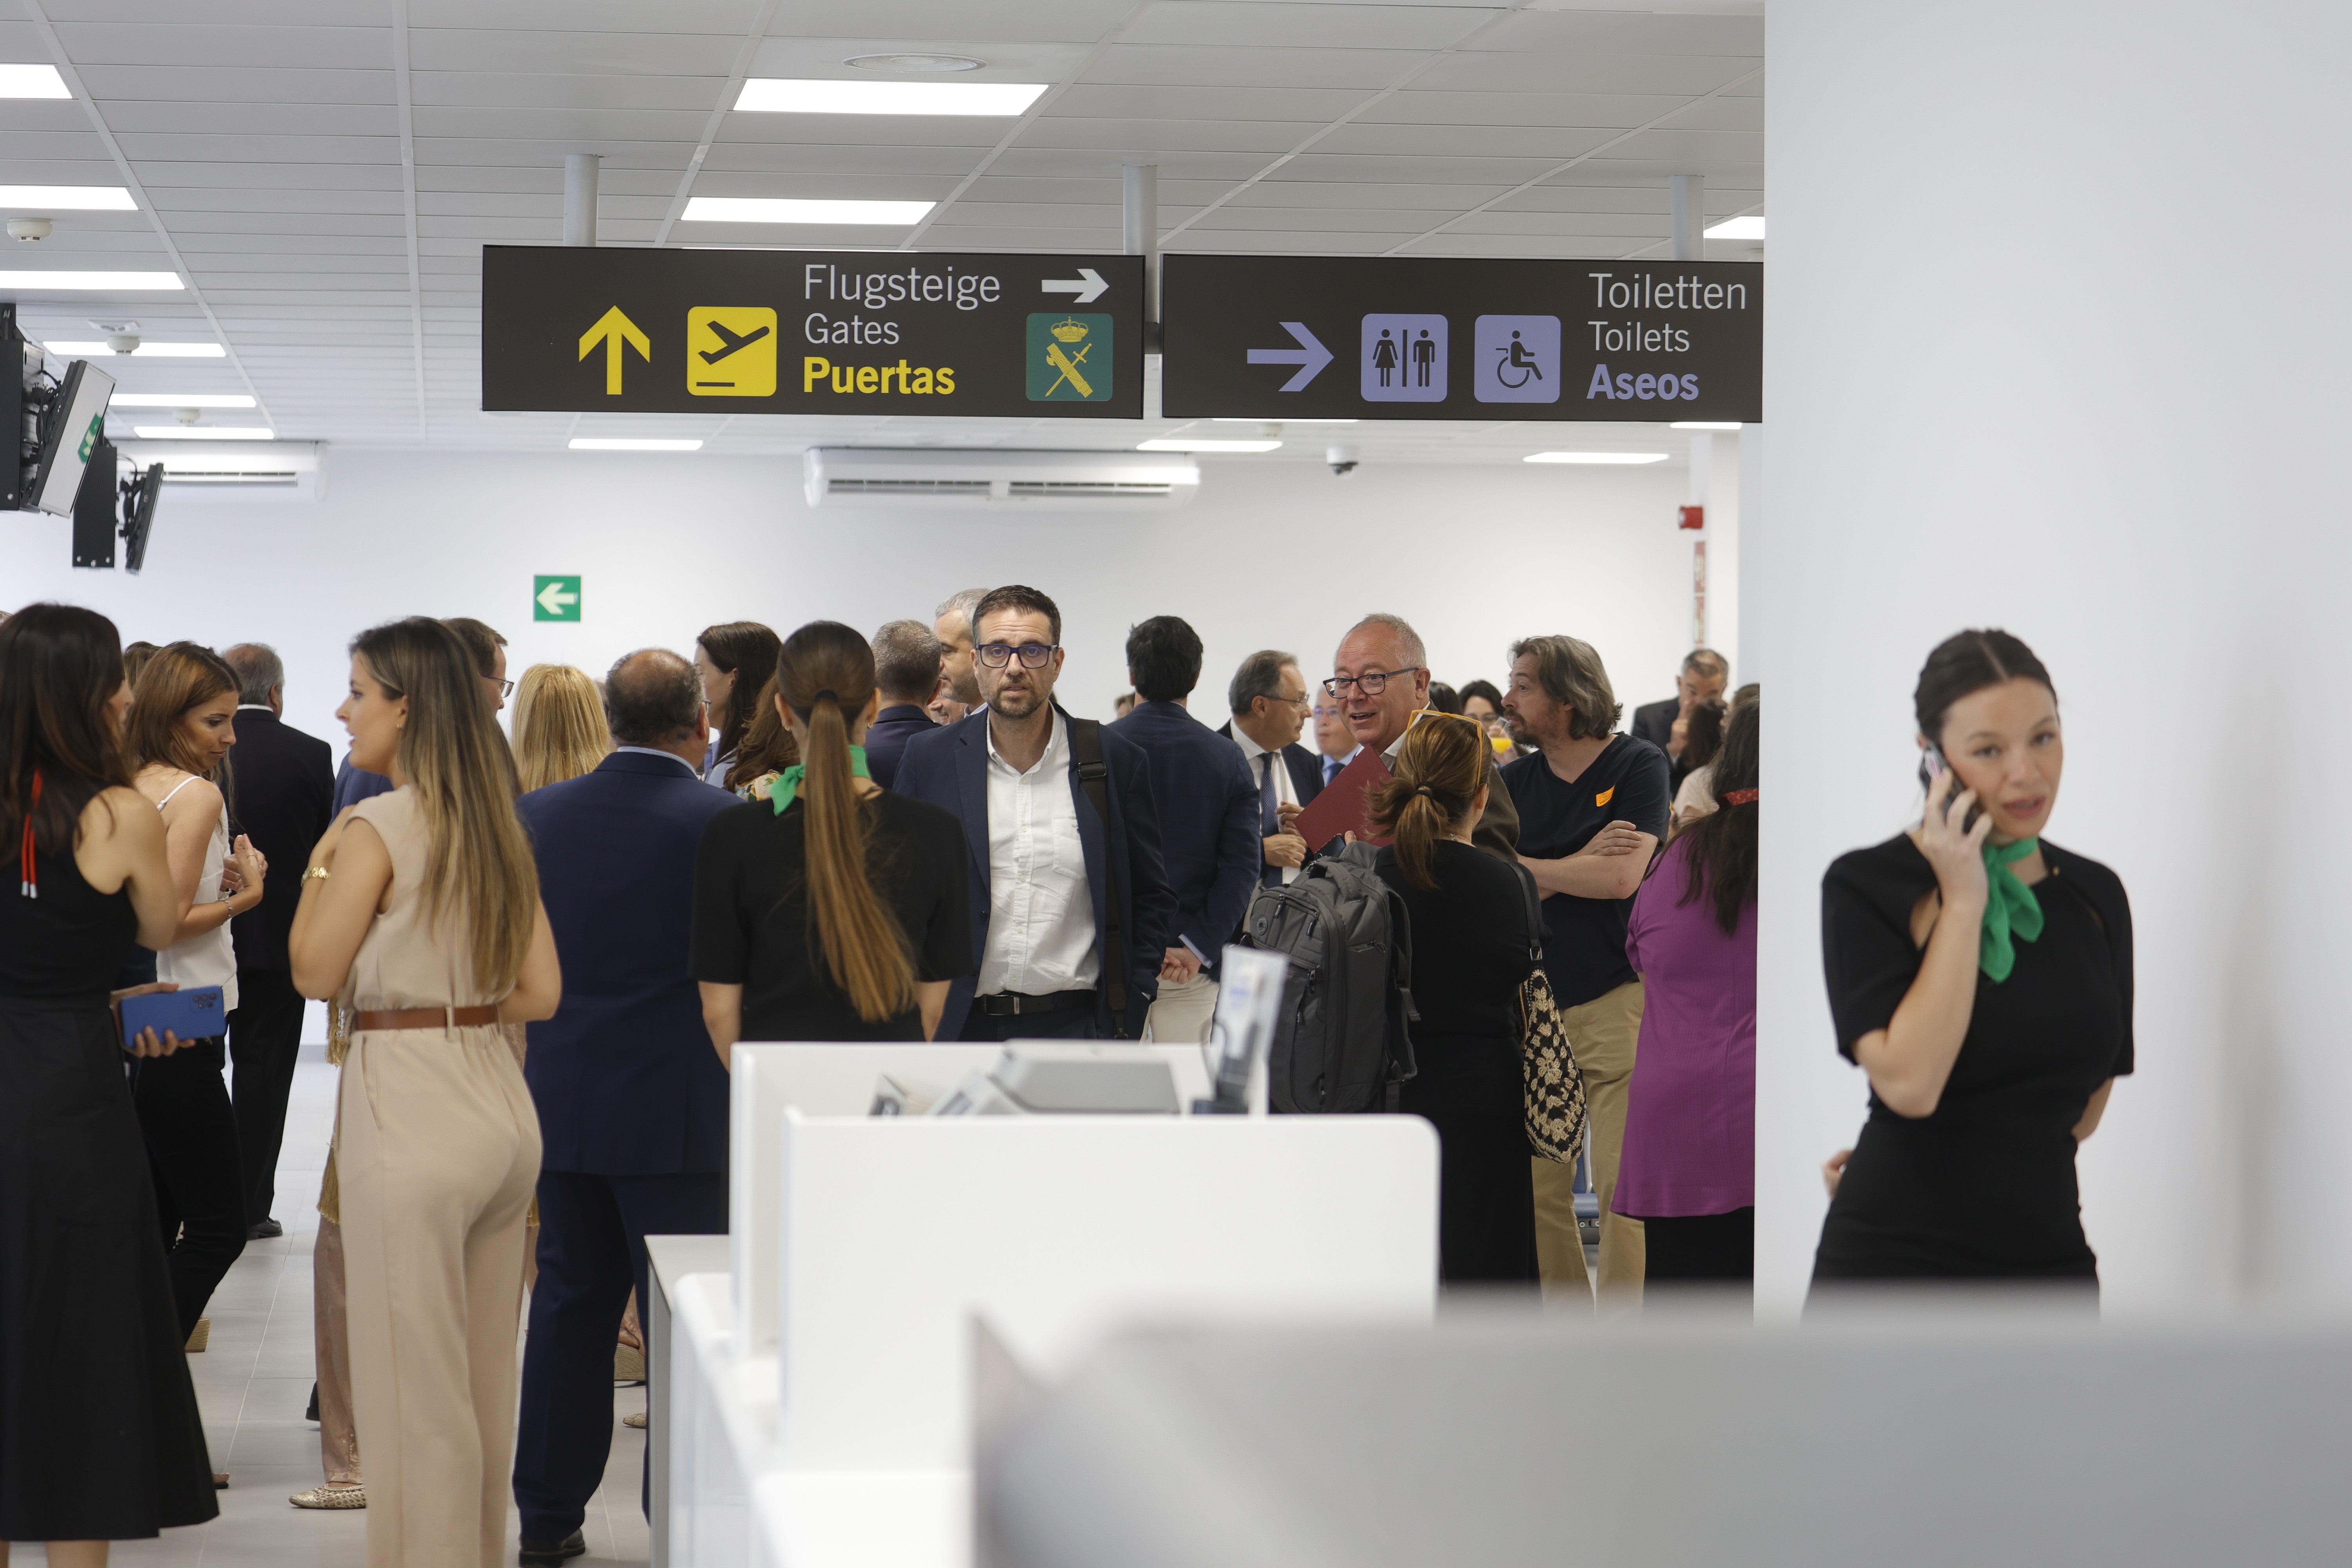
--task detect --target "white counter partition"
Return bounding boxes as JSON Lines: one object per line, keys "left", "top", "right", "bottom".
{"left": 773, "top": 1111, "right": 1440, "bottom": 1473}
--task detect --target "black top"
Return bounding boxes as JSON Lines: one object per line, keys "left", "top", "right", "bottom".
{"left": 1499, "top": 734, "right": 1672, "bottom": 1008}
{"left": 691, "top": 790, "right": 975, "bottom": 1042}
{"left": 1813, "top": 835, "right": 2134, "bottom": 1281}
{"left": 0, "top": 832, "right": 137, "bottom": 1002}
{"left": 223, "top": 708, "right": 334, "bottom": 972}
{"left": 1374, "top": 840, "right": 1539, "bottom": 1115}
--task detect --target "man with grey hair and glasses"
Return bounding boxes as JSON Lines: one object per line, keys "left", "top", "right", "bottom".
{"left": 1631, "top": 646, "right": 1730, "bottom": 790}
{"left": 1325, "top": 612, "right": 1518, "bottom": 858}
{"left": 1220, "top": 648, "right": 1324, "bottom": 887}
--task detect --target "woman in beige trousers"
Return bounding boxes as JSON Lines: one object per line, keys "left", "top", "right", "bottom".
{"left": 290, "top": 617, "right": 561, "bottom": 1567}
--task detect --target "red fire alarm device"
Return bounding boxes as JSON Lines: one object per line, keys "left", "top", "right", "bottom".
{"left": 1678, "top": 505, "right": 1706, "bottom": 531}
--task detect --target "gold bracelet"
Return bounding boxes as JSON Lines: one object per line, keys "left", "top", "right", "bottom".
{"left": 302, "top": 865, "right": 330, "bottom": 882}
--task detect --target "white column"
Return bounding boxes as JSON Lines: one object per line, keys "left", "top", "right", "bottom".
{"left": 1670, "top": 172, "right": 1706, "bottom": 261}
{"left": 564, "top": 153, "right": 599, "bottom": 247}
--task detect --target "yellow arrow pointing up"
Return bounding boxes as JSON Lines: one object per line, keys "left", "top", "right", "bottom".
{"left": 578, "top": 305, "right": 650, "bottom": 395}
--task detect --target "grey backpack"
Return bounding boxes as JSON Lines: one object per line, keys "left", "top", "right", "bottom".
{"left": 1239, "top": 844, "right": 1418, "bottom": 1113}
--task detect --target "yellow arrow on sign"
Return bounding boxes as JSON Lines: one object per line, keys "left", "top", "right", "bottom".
{"left": 577, "top": 305, "right": 650, "bottom": 395}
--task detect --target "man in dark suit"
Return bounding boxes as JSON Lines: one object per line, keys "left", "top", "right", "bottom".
{"left": 1218, "top": 648, "right": 1325, "bottom": 891}
{"left": 511, "top": 648, "right": 736, "bottom": 1562}
{"left": 1628, "top": 646, "right": 1728, "bottom": 790}
{"left": 220, "top": 644, "right": 332, "bottom": 1240}
{"left": 1107, "top": 617, "right": 1260, "bottom": 1044}
{"left": 864, "top": 618, "right": 943, "bottom": 791}
{"left": 894, "top": 584, "right": 1176, "bottom": 1042}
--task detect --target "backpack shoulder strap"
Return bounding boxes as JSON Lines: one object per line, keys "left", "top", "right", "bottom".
{"left": 1063, "top": 715, "right": 1127, "bottom": 1022}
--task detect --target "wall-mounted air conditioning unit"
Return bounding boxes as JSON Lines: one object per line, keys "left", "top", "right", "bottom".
{"left": 114, "top": 441, "right": 326, "bottom": 503}
{"left": 803, "top": 447, "right": 1200, "bottom": 510}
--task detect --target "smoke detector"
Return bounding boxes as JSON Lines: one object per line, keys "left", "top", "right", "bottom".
{"left": 91, "top": 319, "right": 139, "bottom": 354}
{"left": 7, "top": 217, "right": 51, "bottom": 243}
{"left": 174, "top": 407, "right": 201, "bottom": 425}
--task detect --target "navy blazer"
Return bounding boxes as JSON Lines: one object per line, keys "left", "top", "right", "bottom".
{"left": 1108, "top": 701, "right": 1259, "bottom": 969}
{"left": 517, "top": 750, "right": 738, "bottom": 1175}
{"left": 893, "top": 707, "right": 1176, "bottom": 1040}
{"left": 1215, "top": 721, "right": 1327, "bottom": 808}
{"left": 224, "top": 708, "right": 333, "bottom": 972}
{"left": 863, "top": 702, "right": 935, "bottom": 793}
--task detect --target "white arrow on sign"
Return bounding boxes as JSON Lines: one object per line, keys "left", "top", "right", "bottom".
{"left": 536, "top": 580, "right": 578, "bottom": 617}
{"left": 1040, "top": 267, "right": 1109, "bottom": 304}
{"left": 1246, "top": 321, "right": 1334, "bottom": 392}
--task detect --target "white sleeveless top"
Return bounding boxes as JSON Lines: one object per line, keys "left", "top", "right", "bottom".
{"left": 154, "top": 774, "right": 239, "bottom": 1014}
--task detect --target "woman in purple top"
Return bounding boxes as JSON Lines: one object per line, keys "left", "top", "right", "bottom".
{"left": 1616, "top": 697, "right": 1758, "bottom": 1290}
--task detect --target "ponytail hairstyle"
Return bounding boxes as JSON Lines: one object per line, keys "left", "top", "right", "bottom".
{"left": 775, "top": 620, "right": 915, "bottom": 1023}
{"left": 1365, "top": 710, "right": 1488, "bottom": 890}
{"left": 1676, "top": 694, "right": 1757, "bottom": 934}
{"left": 1915, "top": 628, "right": 2056, "bottom": 749}
{"left": 350, "top": 617, "right": 539, "bottom": 993}
{"left": 124, "top": 641, "right": 238, "bottom": 780}
{"left": 1, "top": 602, "right": 133, "bottom": 869}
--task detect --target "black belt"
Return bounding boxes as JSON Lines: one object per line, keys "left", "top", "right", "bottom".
{"left": 973, "top": 988, "right": 1096, "bottom": 1018}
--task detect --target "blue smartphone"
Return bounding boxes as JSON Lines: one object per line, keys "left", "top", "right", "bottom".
{"left": 120, "top": 985, "right": 226, "bottom": 1050}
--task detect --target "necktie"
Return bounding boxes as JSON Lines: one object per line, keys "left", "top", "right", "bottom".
{"left": 1259, "top": 754, "right": 1284, "bottom": 887}
{"left": 1323, "top": 754, "right": 1341, "bottom": 786}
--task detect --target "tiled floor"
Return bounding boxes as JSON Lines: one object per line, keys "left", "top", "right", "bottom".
{"left": 14, "top": 1040, "right": 650, "bottom": 1566}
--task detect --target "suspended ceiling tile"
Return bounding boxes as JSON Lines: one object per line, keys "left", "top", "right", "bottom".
{"left": 405, "top": 29, "right": 742, "bottom": 76}
{"left": 1122, "top": 4, "right": 1489, "bottom": 52}
{"left": 50, "top": 22, "right": 390, "bottom": 70}
{"left": 74, "top": 66, "right": 397, "bottom": 104}
{"left": 1084, "top": 44, "right": 1418, "bottom": 91}
{"left": 409, "top": 70, "right": 732, "bottom": 113}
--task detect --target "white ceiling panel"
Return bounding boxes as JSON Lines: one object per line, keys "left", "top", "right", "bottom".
{"left": 1122, "top": 4, "right": 1489, "bottom": 51}
{"left": 74, "top": 67, "right": 397, "bottom": 104}
{"left": 1087, "top": 45, "right": 1419, "bottom": 90}
{"left": 405, "top": 31, "right": 743, "bottom": 77}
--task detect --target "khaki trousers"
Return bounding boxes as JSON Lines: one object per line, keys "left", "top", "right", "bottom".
{"left": 1532, "top": 980, "right": 1646, "bottom": 1308}
{"left": 312, "top": 1216, "right": 362, "bottom": 1485}
{"left": 1142, "top": 971, "right": 1220, "bottom": 1045}
{"left": 340, "top": 1026, "right": 541, "bottom": 1568}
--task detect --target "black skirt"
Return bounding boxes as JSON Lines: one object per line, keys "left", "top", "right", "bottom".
{"left": 0, "top": 995, "right": 218, "bottom": 1540}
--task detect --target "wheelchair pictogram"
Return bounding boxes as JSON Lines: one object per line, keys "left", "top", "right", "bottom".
{"left": 1473, "top": 314, "right": 1561, "bottom": 405}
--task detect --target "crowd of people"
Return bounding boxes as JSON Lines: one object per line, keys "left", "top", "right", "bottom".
{"left": 0, "top": 583, "right": 2129, "bottom": 1566}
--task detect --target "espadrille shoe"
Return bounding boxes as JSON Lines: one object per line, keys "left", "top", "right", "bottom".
{"left": 290, "top": 1483, "right": 366, "bottom": 1510}
{"left": 614, "top": 1344, "right": 646, "bottom": 1385}
{"left": 184, "top": 1318, "right": 209, "bottom": 1353}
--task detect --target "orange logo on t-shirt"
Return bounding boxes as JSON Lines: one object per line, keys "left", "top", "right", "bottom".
{"left": 1595, "top": 786, "right": 1615, "bottom": 808}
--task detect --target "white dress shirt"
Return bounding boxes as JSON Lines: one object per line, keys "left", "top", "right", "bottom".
{"left": 1232, "top": 729, "right": 1303, "bottom": 887}
{"left": 978, "top": 709, "right": 1100, "bottom": 997}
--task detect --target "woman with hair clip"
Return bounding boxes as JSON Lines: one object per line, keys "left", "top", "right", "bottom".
{"left": 1813, "top": 630, "right": 2132, "bottom": 1293}
{"left": 1366, "top": 710, "right": 1544, "bottom": 1285}
{"left": 1, "top": 604, "right": 218, "bottom": 1564}
{"left": 127, "top": 642, "right": 268, "bottom": 1358}
{"left": 1616, "top": 697, "right": 1759, "bottom": 1292}
{"left": 288, "top": 617, "right": 561, "bottom": 1566}
{"left": 694, "top": 621, "right": 782, "bottom": 784}
{"left": 693, "top": 621, "right": 972, "bottom": 1057}
{"left": 511, "top": 662, "right": 612, "bottom": 793}
{"left": 720, "top": 673, "right": 801, "bottom": 801}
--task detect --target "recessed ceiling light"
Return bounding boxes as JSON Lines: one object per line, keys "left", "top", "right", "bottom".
{"left": 133, "top": 425, "right": 273, "bottom": 440}
{"left": 1212, "top": 417, "right": 1357, "bottom": 424}
{"left": 734, "top": 78, "right": 1047, "bottom": 116}
{"left": 44, "top": 339, "right": 222, "bottom": 357}
{"left": 1524, "top": 451, "right": 1668, "bottom": 465}
{"left": 1138, "top": 438, "right": 1281, "bottom": 454}
{"left": 111, "top": 393, "right": 255, "bottom": 408}
{"left": 0, "top": 64, "right": 69, "bottom": 99}
{"left": 0, "top": 185, "right": 134, "bottom": 211}
{"left": 844, "top": 53, "right": 985, "bottom": 73}
{"left": 1668, "top": 421, "right": 1742, "bottom": 430}
{"left": 1704, "top": 216, "right": 1765, "bottom": 240}
{"left": 680, "top": 197, "right": 933, "bottom": 226}
{"left": 569, "top": 437, "right": 702, "bottom": 452}
{"left": 0, "top": 271, "right": 180, "bottom": 290}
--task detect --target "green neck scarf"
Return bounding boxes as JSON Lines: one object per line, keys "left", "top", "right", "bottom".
{"left": 771, "top": 746, "right": 870, "bottom": 815}
{"left": 1978, "top": 837, "right": 2044, "bottom": 983}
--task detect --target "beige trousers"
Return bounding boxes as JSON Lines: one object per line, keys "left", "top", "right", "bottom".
{"left": 340, "top": 1025, "right": 541, "bottom": 1568}
{"left": 312, "top": 1216, "right": 362, "bottom": 1485}
{"left": 1532, "top": 980, "right": 1646, "bottom": 1308}
{"left": 1142, "top": 971, "right": 1220, "bottom": 1045}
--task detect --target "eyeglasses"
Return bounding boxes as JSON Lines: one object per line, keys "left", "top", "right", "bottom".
{"left": 494, "top": 678, "right": 515, "bottom": 698}
{"left": 976, "top": 642, "right": 1057, "bottom": 669}
{"left": 1321, "top": 666, "right": 1423, "bottom": 698}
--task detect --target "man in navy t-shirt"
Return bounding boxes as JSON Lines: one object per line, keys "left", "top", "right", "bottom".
{"left": 1499, "top": 633, "right": 1671, "bottom": 1306}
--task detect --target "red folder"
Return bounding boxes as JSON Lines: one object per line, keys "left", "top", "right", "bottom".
{"left": 1294, "top": 747, "right": 1392, "bottom": 850}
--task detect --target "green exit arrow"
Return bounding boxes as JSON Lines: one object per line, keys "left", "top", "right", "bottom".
{"left": 534, "top": 575, "right": 581, "bottom": 622}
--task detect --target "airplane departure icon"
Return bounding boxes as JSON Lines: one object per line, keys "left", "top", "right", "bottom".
{"left": 698, "top": 320, "right": 771, "bottom": 365}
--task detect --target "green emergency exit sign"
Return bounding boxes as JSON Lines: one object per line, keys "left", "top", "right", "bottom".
{"left": 533, "top": 575, "right": 581, "bottom": 622}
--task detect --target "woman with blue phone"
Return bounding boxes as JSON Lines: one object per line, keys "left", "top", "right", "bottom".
{"left": 1811, "top": 629, "right": 2134, "bottom": 1293}
{"left": 0, "top": 603, "right": 222, "bottom": 1561}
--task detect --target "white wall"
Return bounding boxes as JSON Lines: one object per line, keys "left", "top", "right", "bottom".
{"left": 1762, "top": 0, "right": 2352, "bottom": 1313}
{"left": 1, "top": 450, "right": 1705, "bottom": 744}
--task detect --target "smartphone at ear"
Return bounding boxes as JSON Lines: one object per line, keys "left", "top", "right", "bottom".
{"left": 1919, "top": 743, "right": 1986, "bottom": 833}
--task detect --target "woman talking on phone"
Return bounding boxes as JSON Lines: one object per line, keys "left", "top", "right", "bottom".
{"left": 1811, "top": 630, "right": 2132, "bottom": 1292}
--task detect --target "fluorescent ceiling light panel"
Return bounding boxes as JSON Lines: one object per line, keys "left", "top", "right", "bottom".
{"left": 132, "top": 425, "right": 274, "bottom": 440}
{"left": 1212, "top": 417, "right": 1357, "bottom": 424}
{"left": 681, "top": 197, "right": 933, "bottom": 226}
{"left": 0, "top": 185, "right": 133, "bottom": 211}
{"left": 734, "top": 78, "right": 1046, "bottom": 116}
{"left": 110, "top": 393, "right": 255, "bottom": 408}
{"left": 0, "top": 271, "right": 181, "bottom": 290}
{"left": 0, "top": 64, "right": 69, "bottom": 99}
{"left": 1668, "top": 421, "right": 1743, "bottom": 430}
{"left": 44, "top": 340, "right": 222, "bottom": 357}
{"left": 1524, "top": 451, "right": 1668, "bottom": 465}
{"left": 1704, "top": 216, "right": 1765, "bottom": 240}
{"left": 1137, "top": 438, "right": 1281, "bottom": 454}
{"left": 569, "top": 437, "right": 702, "bottom": 452}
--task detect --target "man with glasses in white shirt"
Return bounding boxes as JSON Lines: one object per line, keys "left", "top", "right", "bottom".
{"left": 1326, "top": 612, "right": 1518, "bottom": 858}
{"left": 894, "top": 584, "right": 1176, "bottom": 1042}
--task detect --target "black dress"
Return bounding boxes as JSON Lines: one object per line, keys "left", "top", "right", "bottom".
{"left": 0, "top": 839, "right": 218, "bottom": 1540}
{"left": 1811, "top": 835, "right": 2134, "bottom": 1286}
{"left": 1374, "top": 841, "right": 1541, "bottom": 1285}
{"left": 691, "top": 790, "right": 974, "bottom": 1040}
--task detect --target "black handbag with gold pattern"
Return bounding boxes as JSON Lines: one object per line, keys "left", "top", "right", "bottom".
{"left": 1514, "top": 866, "right": 1588, "bottom": 1163}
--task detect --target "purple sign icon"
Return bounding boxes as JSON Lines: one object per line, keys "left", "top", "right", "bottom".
{"left": 1361, "top": 314, "right": 1446, "bottom": 402}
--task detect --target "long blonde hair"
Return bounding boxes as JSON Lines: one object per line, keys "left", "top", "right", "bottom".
{"left": 777, "top": 621, "right": 914, "bottom": 1023}
{"left": 512, "top": 662, "right": 612, "bottom": 791}
{"left": 351, "top": 617, "right": 538, "bottom": 992}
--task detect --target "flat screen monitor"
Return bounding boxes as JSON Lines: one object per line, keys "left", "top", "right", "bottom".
{"left": 69, "top": 435, "right": 116, "bottom": 568}
{"left": 27, "top": 359, "right": 115, "bottom": 517}
{"left": 120, "top": 461, "right": 162, "bottom": 574}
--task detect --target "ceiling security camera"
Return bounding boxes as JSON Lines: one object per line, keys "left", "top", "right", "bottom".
{"left": 1327, "top": 443, "right": 1360, "bottom": 478}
